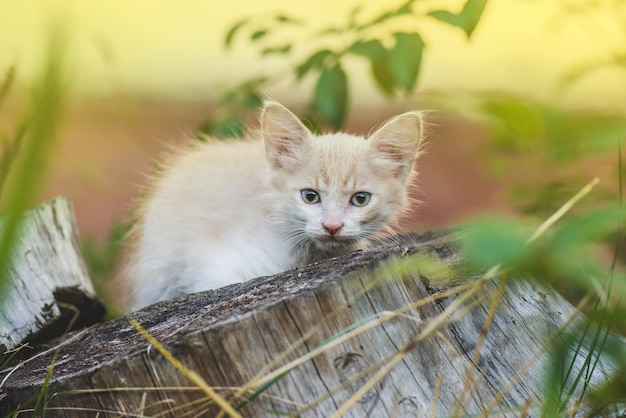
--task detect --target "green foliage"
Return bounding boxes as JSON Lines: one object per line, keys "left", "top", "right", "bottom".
{"left": 197, "top": 80, "right": 266, "bottom": 139}
{"left": 215, "top": 8, "right": 626, "bottom": 412}
{"left": 542, "top": 303, "right": 626, "bottom": 416}
{"left": 314, "top": 64, "right": 348, "bottom": 130}
{"left": 462, "top": 204, "right": 624, "bottom": 293}
{"left": 0, "top": 29, "right": 67, "bottom": 418}
{"left": 389, "top": 32, "right": 424, "bottom": 92}
{"left": 436, "top": 9, "right": 626, "bottom": 390}
{"left": 0, "top": 29, "right": 67, "bottom": 301}
{"left": 435, "top": 92, "right": 626, "bottom": 217}
{"left": 81, "top": 220, "right": 131, "bottom": 319}
{"left": 206, "top": 0, "right": 488, "bottom": 134}
{"left": 461, "top": 205, "right": 626, "bottom": 417}
{"left": 427, "top": 0, "right": 487, "bottom": 38}
{"left": 460, "top": 183, "right": 625, "bottom": 414}
{"left": 586, "top": 335, "right": 626, "bottom": 413}
{"left": 0, "top": 66, "right": 21, "bottom": 197}
{"left": 461, "top": 218, "right": 533, "bottom": 270}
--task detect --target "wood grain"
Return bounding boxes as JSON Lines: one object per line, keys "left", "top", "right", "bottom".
{"left": 0, "top": 196, "right": 105, "bottom": 359}
{"left": 1, "top": 224, "right": 621, "bottom": 417}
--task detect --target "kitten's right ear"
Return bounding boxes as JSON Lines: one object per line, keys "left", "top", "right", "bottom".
{"left": 262, "top": 101, "right": 311, "bottom": 170}
{"left": 369, "top": 111, "right": 423, "bottom": 181}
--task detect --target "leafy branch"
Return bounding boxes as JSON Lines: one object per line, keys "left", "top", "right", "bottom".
{"left": 204, "top": 0, "right": 488, "bottom": 134}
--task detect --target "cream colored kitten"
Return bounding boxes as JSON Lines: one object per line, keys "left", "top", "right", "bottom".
{"left": 127, "top": 101, "right": 423, "bottom": 309}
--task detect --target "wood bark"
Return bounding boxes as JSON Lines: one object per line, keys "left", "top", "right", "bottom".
{"left": 0, "top": 196, "right": 105, "bottom": 359}
{"left": 0, "top": 204, "right": 623, "bottom": 417}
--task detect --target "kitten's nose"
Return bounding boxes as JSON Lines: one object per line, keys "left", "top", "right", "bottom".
{"left": 323, "top": 222, "right": 344, "bottom": 237}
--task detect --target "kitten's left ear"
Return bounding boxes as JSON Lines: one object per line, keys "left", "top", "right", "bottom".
{"left": 262, "top": 101, "right": 311, "bottom": 171}
{"left": 369, "top": 112, "right": 423, "bottom": 181}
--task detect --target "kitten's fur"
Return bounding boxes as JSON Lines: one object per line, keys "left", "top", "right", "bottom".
{"left": 127, "top": 101, "right": 423, "bottom": 309}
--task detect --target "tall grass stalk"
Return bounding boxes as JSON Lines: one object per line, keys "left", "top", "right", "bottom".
{"left": 544, "top": 141, "right": 626, "bottom": 416}
{"left": 0, "top": 27, "right": 67, "bottom": 301}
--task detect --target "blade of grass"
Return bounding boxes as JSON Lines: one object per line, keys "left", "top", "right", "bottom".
{"left": 527, "top": 177, "right": 600, "bottom": 243}
{"left": 0, "top": 27, "right": 66, "bottom": 301}
{"left": 0, "top": 65, "right": 15, "bottom": 109}
{"left": 8, "top": 302, "right": 80, "bottom": 415}
{"left": 250, "top": 269, "right": 495, "bottom": 392}
{"left": 453, "top": 274, "right": 509, "bottom": 416}
{"left": 129, "top": 318, "right": 242, "bottom": 418}
{"left": 223, "top": 257, "right": 466, "bottom": 415}
{"left": 354, "top": 177, "right": 605, "bottom": 417}
{"left": 566, "top": 140, "right": 625, "bottom": 411}
{"left": 330, "top": 273, "right": 498, "bottom": 418}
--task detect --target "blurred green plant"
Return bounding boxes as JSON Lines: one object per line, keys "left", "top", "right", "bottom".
{"left": 460, "top": 176, "right": 626, "bottom": 415}
{"left": 0, "top": 1, "right": 622, "bottom": 415}
{"left": 206, "top": 0, "right": 626, "bottom": 413}
{"left": 0, "top": 30, "right": 67, "bottom": 301}
{"left": 202, "top": 0, "right": 487, "bottom": 136}
{"left": 453, "top": 0, "right": 626, "bottom": 218}
{"left": 434, "top": 93, "right": 626, "bottom": 217}
{"left": 81, "top": 219, "right": 131, "bottom": 319}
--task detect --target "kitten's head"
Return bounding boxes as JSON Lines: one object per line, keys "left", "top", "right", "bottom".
{"left": 262, "top": 101, "right": 423, "bottom": 253}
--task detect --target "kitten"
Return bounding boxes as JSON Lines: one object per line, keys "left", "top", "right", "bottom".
{"left": 127, "top": 101, "right": 423, "bottom": 309}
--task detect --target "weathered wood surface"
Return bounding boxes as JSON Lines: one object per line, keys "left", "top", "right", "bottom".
{"left": 0, "top": 229, "right": 622, "bottom": 417}
{"left": 0, "top": 196, "right": 105, "bottom": 358}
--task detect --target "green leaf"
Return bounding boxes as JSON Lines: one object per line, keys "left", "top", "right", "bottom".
{"left": 368, "top": 10, "right": 394, "bottom": 26}
{"left": 224, "top": 19, "right": 248, "bottom": 48}
{"left": 300, "top": 115, "right": 322, "bottom": 135}
{"left": 295, "top": 49, "right": 333, "bottom": 80}
{"left": 396, "top": 0, "right": 417, "bottom": 14}
{"left": 216, "top": 115, "right": 245, "bottom": 138}
{"left": 349, "top": 41, "right": 397, "bottom": 95}
{"left": 390, "top": 32, "right": 424, "bottom": 92}
{"left": 250, "top": 29, "right": 268, "bottom": 41}
{"left": 581, "top": 118, "right": 626, "bottom": 152}
{"left": 460, "top": 218, "right": 533, "bottom": 269}
{"left": 241, "top": 91, "right": 264, "bottom": 108}
{"left": 198, "top": 114, "right": 245, "bottom": 139}
{"left": 347, "top": 39, "right": 386, "bottom": 60}
{"left": 314, "top": 65, "right": 348, "bottom": 130}
{"left": 551, "top": 205, "right": 624, "bottom": 249}
{"left": 275, "top": 14, "right": 303, "bottom": 24}
{"left": 479, "top": 97, "right": 543, "bottom": 149}
{"left": 261, "top": 44, "right": 292, "bottom": 56}
{"left": 371, "top": 58, "right": 395, "bottom": 97}
{"left": 428, "top": 0, "right": 488, "bottom": 38}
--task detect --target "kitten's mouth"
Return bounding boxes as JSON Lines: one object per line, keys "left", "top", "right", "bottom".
{"left": 313, "top": 235, "right": 357, "bottom": 249}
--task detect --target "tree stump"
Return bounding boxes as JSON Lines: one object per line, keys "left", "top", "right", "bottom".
{"left": 0, "top": 196, "right": 105, "bottom": 359}
{"left": 2, "top": 220, "right": 623, "bottom": 417}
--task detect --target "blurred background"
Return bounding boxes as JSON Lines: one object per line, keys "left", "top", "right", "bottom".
{"left": 1, "top": 0, "right": 625, "bottom": 307}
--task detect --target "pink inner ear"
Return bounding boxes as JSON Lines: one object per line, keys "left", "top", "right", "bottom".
{"left": 368, "top": 112, "right": 422, "bottom": 178}
{"left": 266, "top": 139, "right": 300, "bottom": 170}
{"left": 375, "top": 142, "right": 407, "bottom": 163}
{"left": 262, "top": 102, "right": 312, "bottom": 171}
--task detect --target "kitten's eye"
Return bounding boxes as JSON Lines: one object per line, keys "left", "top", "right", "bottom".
{"left": 350, "top": 192, "right": 371, "bottom": 207}
{"left": 301, "top": 189, "right": 321, "bottom": 204}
